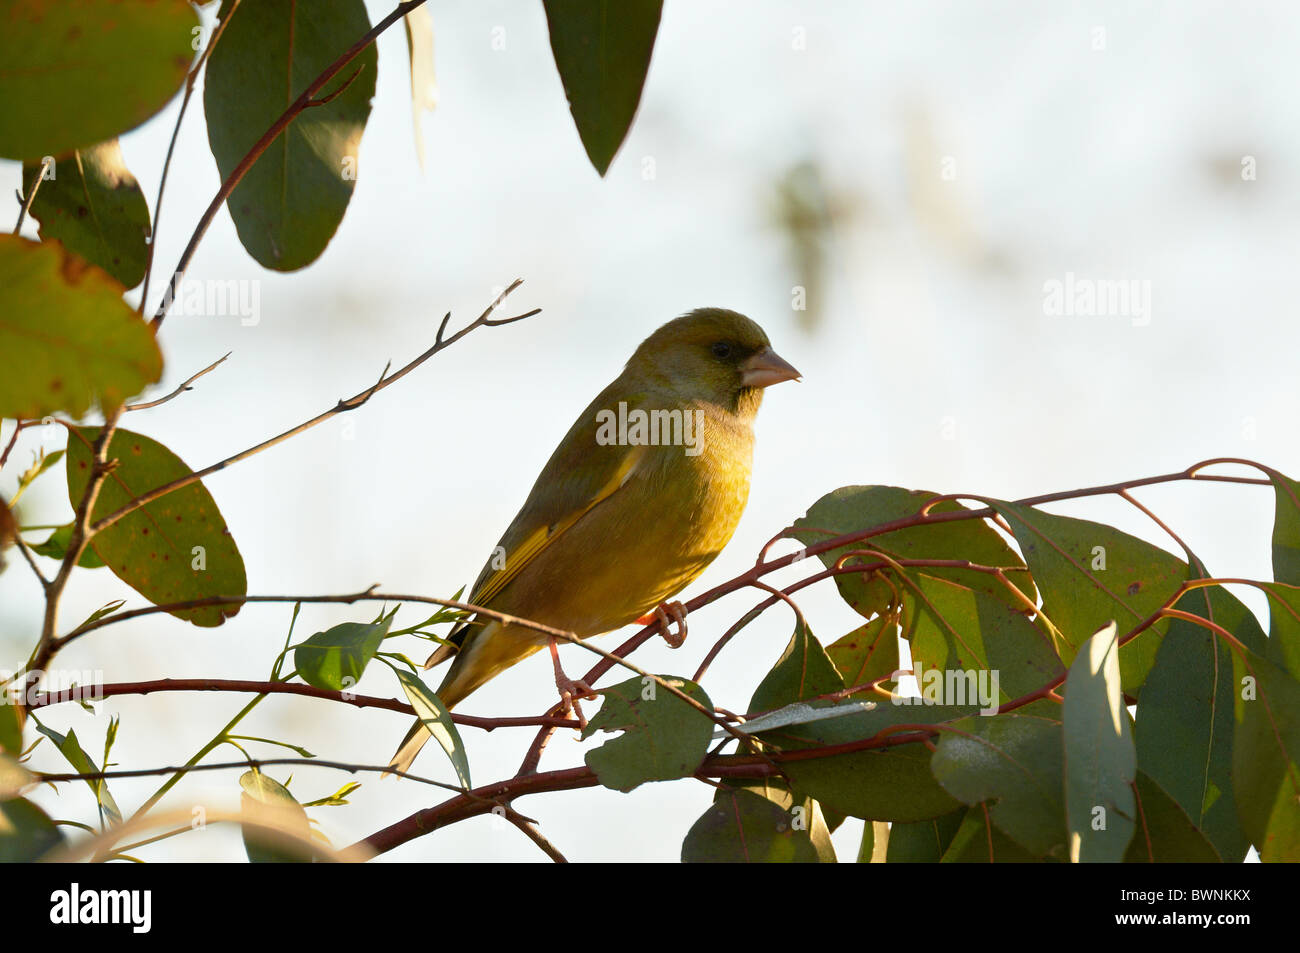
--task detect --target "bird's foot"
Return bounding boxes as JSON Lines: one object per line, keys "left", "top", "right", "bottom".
{"left": 548, "top": 635, "right": 598, "bottom": 729}
{"left": 637, "top": 600, "right": 688, "bottom": 648}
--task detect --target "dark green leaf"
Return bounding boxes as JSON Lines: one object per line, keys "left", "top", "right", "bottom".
{"left": 1269, "top": 471, "right": 1300, "bottom": 585}
{"left": 22, "top": 140, "right": 151, "bottom": 288}
{"left": 940, "top": 807, "right": 1048, "bottom": 862}
{"left": 394, "top": 669, "right": 471, "bottom": 790}
{"left": 826, "top": 612, "right": 901, "bottom": 690}
{"left": 930, "top": 703, "right": 1068, "bottom": 859}
{"left": 1135, "top": 585, "right": 1254, "bottom": 862}
{"left": 682, "top": 781, "right": 835, "bottom": 863}
{"left": 983, "top": 499, "right": 1188, "bottom": 691}
{"left": 67, "top": 426, "right": 246, "bottom": 627}
{"left": 748, "top": 619, "right": 843, "bottom": 715}
{"left": 204, "top": 0, "right": 377, "bottom": 270}
{"left": 886, "top": 811, "right": 965, "bottom": 862}
{"left": 294, "top": 616, "right": 390, "bottom": 692}
{"left": 791, "top": 486, "right": 1037, "bottom": 621}
{"left": 1264, "top": 583, "right": 1300, "bottom": 681}
{"left": 543, "top": 0, "right": 661, "bottom": 175}
{"left": 582, "top": 675, "right": 713, "bottom": 792}
{"left": 32, "top": 722, "right": 121, "bottom": 826}
{"left": 30, "top": 522, "right": 106, "bottom": 569}
{"left": 0, "top": 235, "right": 162, "bottom": 418}
{"left": 1063, "top": 622, "right": 1137, "bottom": 862}
{"left": 0, "top": 1, "right": 196, "bottom": 160}
{"left": 0, "top": 797, "right": 65, "bottom": 862}
{"left": 1125, "top": 773, "right": 1221, "bottom": 862}
{"left": 1230, "top": 647, "right": 1300, "bottom": 861}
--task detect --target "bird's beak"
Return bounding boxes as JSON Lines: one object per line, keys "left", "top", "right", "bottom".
{"left": 740, "top": 347, "right": 802, "bottom": 388}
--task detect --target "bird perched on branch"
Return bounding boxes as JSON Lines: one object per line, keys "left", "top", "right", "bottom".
{"left": 388, "top": 308, "right": 800, "bottom": 774}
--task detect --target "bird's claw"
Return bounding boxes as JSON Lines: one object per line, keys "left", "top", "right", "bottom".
{"left": 556, "top": 675, "right": 598, "bottom": 729}
{"left": 652, "top": 601, "right": 688, "bottom": 648}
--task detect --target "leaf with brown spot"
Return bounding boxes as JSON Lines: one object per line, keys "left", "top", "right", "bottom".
{"left": 66, "top": 426, "right": 246, "bottom": 627}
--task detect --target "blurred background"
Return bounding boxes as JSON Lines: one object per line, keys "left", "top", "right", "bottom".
{"left": 2, "top": 0, "right": 1298, "bottom": 861}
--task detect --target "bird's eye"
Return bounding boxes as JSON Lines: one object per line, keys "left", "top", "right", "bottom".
{"left": 711, "top": 341, "right": 732, "bottom": 359}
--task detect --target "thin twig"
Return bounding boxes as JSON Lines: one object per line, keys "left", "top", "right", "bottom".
{"left": 124, "top": 352, "right": 231, "bottom": 411}
{"left": 12, "top": 157, "right": 52, "bottom": 234}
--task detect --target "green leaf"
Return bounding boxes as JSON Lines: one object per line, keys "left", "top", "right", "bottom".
{"left": 239, "top": 770, "right": 316, "bottom": 863}
{"left": 1230, "top": 646, "right": 1300, "bottom": 861}
{"left": 930, "top": 703, "right": 1068, "bottom": 859}
{"left": 394, "top": 669, "right": 471, "bottom": 789}
{"left": 0, "top": 706, "right": 22, "bottom": 757}
{"left": 581, "top": 675, "right": 713, "bottom": 792}
{"left": 940, "top": 807, "right": 1048, "bottom": 862}
{"left": 203, "top": 0, "right": 378, "bottom": 271}
{"left": 30, "top": 522, "right": 106, "bottom": 569}
{"left": 886, "top": 811, "right": 965, "bottom": 862}
{"left": 542, "top": 0, "right": 661, "bottom": 175}
{"left": 66, "top": 426, "right": 246, "bottom": 627}
{"left": 294, "top": 615, "right": 390, "bottom": 692}
{"left": 791, "top": 486, "right": 1037, "bottom": 621}
{"left": 31, "top": 722, "right": 121, "bottom": 826}
{"left": 760, "top": 701, "right": 970, "bottom": 822}
{"left": 1063, "top": 622, "right": 1137, "bottom": 862}
{"left": 903, "top": 573, "right": 1065, "bottom": 702}
{"left": 826, "top": 613, "right": 901, "bottom": 691}
{"left": 0, "top": 0, "right": 196, "bottom": 160}
{"left": 983, "top": 499, "right": 1188, "bottom": 691}
{"left": 0, "top": 797, "right": 65, "bottom": 862}
{"left": 1125, "top": 773, "right": 1221, "bottom": 862}
{"left": 1134, "top": 584, "right": 1255, "bottom": 862}
{"left": 0, "top": 235, "right": 162, "bottom": 418}
{"left": 1264, "top": 583, "right": 1300, "bottom": 682}
{"left": 11, "top": 447, "right": 64, "bottom": 504}
{"left": 748, "top": 619, "right": 844, "bottom": 715}
{"left": 682, "top": 783, "right": 835, "bottom": 863}
{"left": 22, "top": 140, "right": 151, "bottom": 288}
{"left": 1269, "top": 470, "right": 1300, "bottom": 585}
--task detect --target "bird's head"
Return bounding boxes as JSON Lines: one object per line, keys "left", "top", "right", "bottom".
{"left": 628, "top": 308, "right": 801, "bottom": 415}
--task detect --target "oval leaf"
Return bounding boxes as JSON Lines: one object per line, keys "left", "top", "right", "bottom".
{"left": 66, "top": 426, "right": 246, "bottom": 627}
{"left": 203, "top": 0, "right": 378, "bottom": 271}
{"left": 0, "top": 235, "right": 162, "bottom": 418}
{"left": 1063, "top": 622, "right": 1137, "bottom": 862}
{"left": 294, "top": 616, "right": 390, "bottom": 692}
{"left": 543, "top": 0, "right": 661, "bottom": 175}
{"left": 22, "top": 140, "right": 152, "bottom": 288}
{"left": 0, "top": 0, "right": 196, "bottom": 160}
{"left": 581, "top": 675, "right": 713, "bottom": 792}
{"left": 681, "top": 784, "right": 835, "bottom": 863}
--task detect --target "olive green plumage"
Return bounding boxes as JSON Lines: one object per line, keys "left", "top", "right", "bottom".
{"left": 389, "top": 308, "right": 799, "bottom": 773}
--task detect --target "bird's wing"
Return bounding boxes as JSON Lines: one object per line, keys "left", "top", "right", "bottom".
{"left": 427, "top": 383, "right": 652, "bottom": 666}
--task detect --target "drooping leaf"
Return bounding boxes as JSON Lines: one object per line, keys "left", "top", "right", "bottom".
{"left": 239, "top": 770, "right": 316, "bottom": 863}
{"left": 886, "top": 810, "right": 965, "bottom": 862}
{"left": 903, "top": 573, "right": 1065, "bottom": 703}
{"left": 66, "top": 426, "right": 246, "bottom": 626}
{"left": 1135, "top": 584, "right": 1255, "bottom": 862}
{"left": 31, "top": 722, "right": 121, "bottom": 826}
{"left": 940, "top": 807, "right": 1048, "bottom": 862}
{"left": 983, "top": 499, "right": 1188, "bottom": 691}
{"left": 0, "top": 235, "right": 162, "bottom": 418}
{"left": 403, "top": 5, "right": 437, "bottom": 170}
{"left": 0, "top": 797, "right": 65, "bottom": 862}
{"left": 542, "top": 0, "right": 661, "bottom": 175}
{"left": 791, "top": 486, "right": 1037, "bottom": 622}
{"left": 394, "top": 669, "right": 471, "bottom": 790}
{"left": 930, "top": 703, "right": 1068, "bottom": 859}
{"left": 294, "top": 615, "right": 390, "bottom": 692}
{"left": 22, "top": 140, "right": 151, "bottom": 288}
{"left": 748, "top": 619, "right": 843, "bottom": 715}
{"left": 204, "top": 0, "right": 378, "bottom": 271}
{"left": 582, "top": 675, "right": 713, "bottom": 792}
{"left": 682, "top": 781, "right": 835, "bottom": 863}
{"left": 1125, "top": 773, "right": 1221, "bottom": 862}
{"left": 1063, "top": 622, "right": 1137, "bottom": 862}
{"left": 0, "top": 0, "right": 196, "bottom": 160}
{"left": 1230, "top": 647, "right": 1300, "bottom": 861}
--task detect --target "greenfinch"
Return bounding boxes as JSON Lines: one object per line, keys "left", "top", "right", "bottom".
{"left": 388, "top": 308, "right": 800, "bottom": 773}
